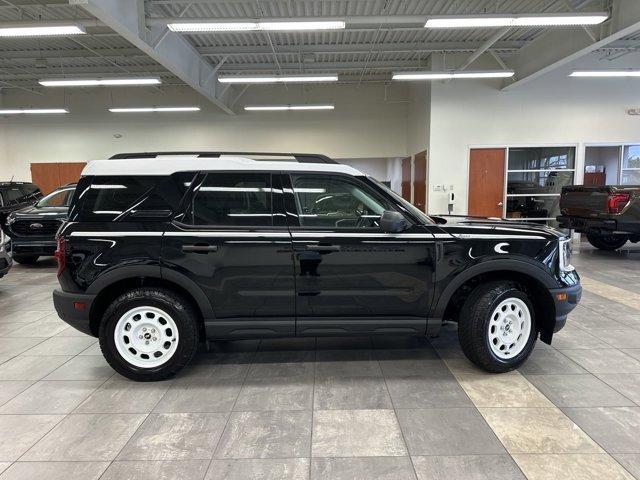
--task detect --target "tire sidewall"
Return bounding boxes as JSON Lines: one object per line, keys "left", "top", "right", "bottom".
{"left": 482, "top": 288, "right": 536, "bottom": 368}
{"left": 100, "top": 291, "right": 195, "bottom": 378}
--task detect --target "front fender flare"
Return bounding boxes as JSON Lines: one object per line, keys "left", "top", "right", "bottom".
{"left": 431, "top": 258, "right": 558, "bottom": 319}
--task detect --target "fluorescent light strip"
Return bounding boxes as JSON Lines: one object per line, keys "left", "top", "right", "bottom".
{"left": 109, "top": 107, "right": 201, "bottom": 113}
{"left": 392, "top": 70, "right": 514, "bottom": 80}
{"left": 0, "top": 108, "right": 69, "bottom": 115}
{"left": 569, "top": 70, "right": 640, "bottom": 77}
{"left": 0, "top": 25, "right": 85, "bottom": 37}
{"left": 219, "top": 75, "right": 338, "bottom": 84}
{"left": 39, "top": 78, "right": 162, "bottom": 87}
{"left": 425, "top": 13, "right": 608, "bottom": 28}
{"left": 244, "top": 105, "right": 334, "bottom": 111}
{"left": 168, "top": 20, "right": 345, "bottom": 32}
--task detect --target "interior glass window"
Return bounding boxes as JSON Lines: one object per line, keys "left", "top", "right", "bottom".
{"left": 36, "top": 188, "right": 74, "bottom": 208}
{"left": 187, "top": 173, "right": 272, "bottom": 226}
{"left": 291, "top": 174, "right": 393, "bottom": 229}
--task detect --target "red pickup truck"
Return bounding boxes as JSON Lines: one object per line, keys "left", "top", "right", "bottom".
{"left": 557, "top": 185, "right": 640, "bottom": 250}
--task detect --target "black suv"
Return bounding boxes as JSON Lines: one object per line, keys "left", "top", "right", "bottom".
{"left": 5, "top": 184, "right": 76, "bottom": 264}
{"left": 0, "top": 181, "right": 42, "bottom": 225}
{"left": 53, "top": 153, "right": 581, "bottom": 381}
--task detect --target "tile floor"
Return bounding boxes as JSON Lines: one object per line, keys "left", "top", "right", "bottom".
{"left": 0, "top": 244, "right": 639, "bottom": 479}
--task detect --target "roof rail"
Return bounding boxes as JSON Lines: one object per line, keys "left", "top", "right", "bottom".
{"left": 108, "top": 151, "right": 337, "bottom": 164}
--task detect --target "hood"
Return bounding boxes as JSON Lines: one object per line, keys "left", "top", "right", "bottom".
{"left": 432, "top": 215, "right": 565, "bottom": 240}
{"left": 10, "top": 205, "right": 69, "bottom": 220}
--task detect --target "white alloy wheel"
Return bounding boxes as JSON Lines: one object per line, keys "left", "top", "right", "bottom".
{"left": 114, "top": 306, "right": 179, "bottom": 368}
{"left": 487, "top": 297, "right": 532, "bottom": 359}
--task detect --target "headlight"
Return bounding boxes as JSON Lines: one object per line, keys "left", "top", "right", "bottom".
{"left": 559, "top": 238, "right": 574, "bottom": 272}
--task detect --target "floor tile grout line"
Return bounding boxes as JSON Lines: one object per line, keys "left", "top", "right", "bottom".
{"left": 308, "top": 337, "right": 317, "bottom": 477}
{"left": 439, "top": 345, "right": 640, "bottom": 478}
{"left": 377, "top": 353, "right": 419, "bottom": 479}
{"left": 204, "top": 343, "right": 258, "bottom": 471}
{"left": 431, "top": 346, "right": 527, "bottom": 478}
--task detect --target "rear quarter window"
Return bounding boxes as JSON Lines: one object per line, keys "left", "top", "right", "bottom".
{"left": 71, "top": 174, "right": 192, "bottom": 221}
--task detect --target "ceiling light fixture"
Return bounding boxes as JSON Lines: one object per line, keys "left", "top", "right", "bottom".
{"left": 0, "top": 24, "right": 85, "bottom": 37}
{"left": 392, "top": 70, "right": 515, "bottom": 80}
{"left": 39, "top": 77, "right": 162, "bottom": 87}
{"left": 219, "top": 74, "right": 338, "bottom": 84}
{"left": 168, "top": 20, "right": 345, "bottom": 32}
{"left": 569, "top": 70, "right": 640, "bottom": 77}
{"left": 425, "top": 12, "right": 608, "bottom": 28}
{"left": 244, "top": 104, "right": 335, "bottom": 111}
{"left": 109, "top": 107, "right": 201, "bottom": 113}
{"left": 0, "top": 108, "right": 69, "bottom": 115}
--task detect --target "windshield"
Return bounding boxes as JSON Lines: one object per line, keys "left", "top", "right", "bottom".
{"left": 369, "top": 177, "right": 433, "bottom": 224}
{"left": 36, "top": 187, "right": 75, "bottom": 208}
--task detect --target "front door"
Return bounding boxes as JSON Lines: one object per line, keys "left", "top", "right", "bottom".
{"left": 284, "top": 173, "right": 435, "bottom": 336}
{"left": 468, "top": 148, "right": 506, "bottom": 217}
{"left": 162, "top": 171, "right": 295, "bottom": 338}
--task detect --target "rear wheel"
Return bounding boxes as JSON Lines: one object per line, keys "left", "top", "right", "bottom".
{"left": 99, "top": 287, "right": 199, "bottom": 381}
{"left": 586, "top": 233, "right": 628, "bottom": 251}
{"left": 458, "top": 281, "right": 537, "bottom": 373}
{"left": 13, "top": 255, "right": 39, "bottom": 264}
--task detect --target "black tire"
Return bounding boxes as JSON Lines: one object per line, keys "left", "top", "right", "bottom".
{"left": 99, "top": 287, "right": 199, "bottom": 381}
{"left": 458, "top": 281, "right": 537, "bottom": 373}
{"left": 586, "top": 233, "right": 628, "bottom": 251}
{"left": 13, "top": 255, "right": 39, "bottom": 264}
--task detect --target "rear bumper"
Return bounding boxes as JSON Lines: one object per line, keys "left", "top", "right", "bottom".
{"left": 53, "top": 289, "right": 97, "bottom": 337}
{"left": 11, "top": 240, "right": 56, "bottom": 256}
{"left": 549, "top": 283, "right": 582, "bottom": 334}
{"left": 557, "top": 215, "right": 639, "bottom": 235}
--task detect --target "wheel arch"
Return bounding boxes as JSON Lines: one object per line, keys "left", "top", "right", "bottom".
{"left": 86, "top": 266, "right": 212, "bottom": 337}
{"left": 433, "top": 259, "right": 558, "bottom": 343}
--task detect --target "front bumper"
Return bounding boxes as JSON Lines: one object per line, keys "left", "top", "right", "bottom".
{"left": 549, "top": 283, "right": 582, "bottom": 334}
{"left": 53, "top": 289, "right": 97, "bottom": 337}
{"left": 11, "top": 240, "right": 57, "bottom": 256}
{"left": 0, "top": 251, "right": 12, "bottom": 278}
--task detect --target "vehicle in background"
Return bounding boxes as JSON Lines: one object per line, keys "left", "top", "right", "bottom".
{"left": 53, "top": 153, "right": 580, "bottom": 381}
{"left": 558, "top": 185, "right": 640, "bottom": 250}
{"left": 0, "top": 182, "right": 42, "bottom": 226}
{"left": 0, "top": 228, "right": 11, "bottom": 279}
{"left": 5, "top": 184, "right": 76, "bottom": 264}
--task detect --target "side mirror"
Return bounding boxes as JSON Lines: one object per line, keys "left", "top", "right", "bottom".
{"left": 379, "top": 210, "right": 410, "bottom": 233}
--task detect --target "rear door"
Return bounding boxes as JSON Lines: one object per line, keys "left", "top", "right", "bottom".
{"left": 284, "top": 172, "right": 435, "bottom": 336}
{"left": 162, "top": 171, "right": 296, "bottom": 338}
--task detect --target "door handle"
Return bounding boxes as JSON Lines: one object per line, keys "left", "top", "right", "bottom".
{"left": 305, "top": 244, "right": 340, "bottom": 252}
{"left": 182, "top": 244, "right": 218, "bottom": 253}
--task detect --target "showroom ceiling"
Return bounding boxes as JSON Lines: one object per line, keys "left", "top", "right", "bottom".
{"left": 0, "top": 0, "right": 639, "bottom": 108}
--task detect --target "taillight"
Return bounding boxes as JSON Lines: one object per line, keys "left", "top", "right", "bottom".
{"left": 607, "top": 193, "right": 630, "bottom": 214}
{"left": 54, "top": 236, "right": 66, "bottom": 277}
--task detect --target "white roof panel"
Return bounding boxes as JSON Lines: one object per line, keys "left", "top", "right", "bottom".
{"left": 82, "top": 155, "right": 364, "bottom": 177}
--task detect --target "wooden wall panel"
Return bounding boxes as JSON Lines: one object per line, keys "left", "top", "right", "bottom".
{"left": 468, "top": 149, "right": 506, "bottom": 218}
{"left": 413, "top": 151, "right": 427, "bottom": 212}
{"left": 31, "top": 162, "right": 86, "bottom": 195}
{"left": 401, "top": 157, "right": 412, "bottom": 202}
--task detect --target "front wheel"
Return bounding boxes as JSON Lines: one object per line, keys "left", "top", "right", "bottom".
{"left": 586, "top": 233, "right": 628, "bottom": 251}
{"left": 99, "top": 287, "right": 199, "bottom": 381}
{"left": 458, "top": 281, "right": 537, "bottom": 373}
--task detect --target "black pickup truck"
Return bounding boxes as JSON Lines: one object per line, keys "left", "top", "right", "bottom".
{"left": 557, "top": 185, "right": 640, "bottom": 250}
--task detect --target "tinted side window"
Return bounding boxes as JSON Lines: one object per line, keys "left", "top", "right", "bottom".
{"left": 291, "top": 174, "right": 393, "bottom": 229}
{"left": 76, "top": 175, "right": 190, "bottom": 221}
{"left": 186, "top": 173, "right": 272, "bottom": 227}
{"left": 1, "top": 186, "right": 26, "bottom": 206}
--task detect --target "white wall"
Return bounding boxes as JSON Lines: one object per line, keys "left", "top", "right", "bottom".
{"left": 428, "top": 51, "right": 640, "bottom": 215}
{"left": 0, "top": 84, "right": 410, "bottom": 183}
{"left": 406, "top": 83, "right": 431, "bottom": 156}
